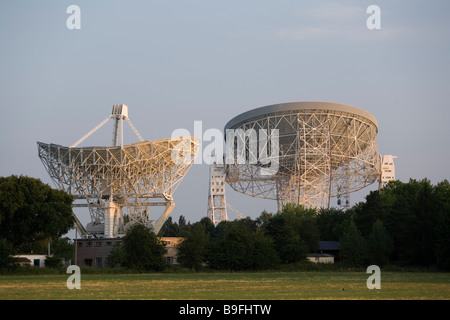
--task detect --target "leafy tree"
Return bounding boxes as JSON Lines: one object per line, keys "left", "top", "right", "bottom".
{"left": 250, "top": 229, "right": 280, "bottom": 270}
{"left": 197, "top": 217, "right": 216, "bottom": 238}
{"left": 0, "top": 238, "right": 15, "bottom": 271}
{"left": 207, "top": 218, "right": 278, "bottom": 270}
{"left": 207, "top": 219, "right": 254, "bottom": 270}
{"left": 433, "top": 180, "right": 450, "bottom": 270}
{"left": 178, "top": 215, "right": 188, "bottom": 230}
{"left": 295, "top": 208, "right": 320, "bottom": 252}
{"left": 255, "top": 210, "right": 272, "bottom": 232}
{"left": 106, "top": 242, "right": 127, "bottom": 268}
{"left": 264, "top": 204, "right": 317, "bottom": 263}
{"left": 352, "top": 190, "right": 386, "bottom": 237}
{"left": 175, "top": 218, "right": 216, "bottom": 271}
{"left": 351, "top": 178, "right": 447, "bottom": 267}
{"left": 339, "top": 220, "right": 367, "bottom": 267}
{"left": 27, "top": 237, "right": 52, "bottom": 255}
{"left": 121, "top": 224, "right": 167, "bottom": 271}
{"left": 45, "top": 255, "right": 63, "bottom": 269}
{"left": 51, "top": 237, "right": 74, "bottom": 261}
{"left": 0, "top": 176, "right": 74, "bottom": 253}
{"left": 158, "top": 216, "right": 181, "bottom": 237}
{"left": 366, "top": 219, "right": 393, "bottom": 266}
{"left": 177, "top": 222, "right": 209, "bottom": 271}
{"left": 316, "top": 207, "right": 352, "bottom": 241}
{"left": 381, "top": 179, "right": 437, "bottom": 266}
{"left": 414, "top": 179, "right": 437, "bottom": 265}
{"left": 264, "top": 217, "right": 306, "bottom": 264}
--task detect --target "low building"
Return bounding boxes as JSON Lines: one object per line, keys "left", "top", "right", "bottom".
{"left": 159, "top": 237, "right": 184, "bottom": 265}
{"left": 305, "top": 241, "right": 340, "bottom": 264}
{"left": 75, "top": 237, "right": 184, "bottom": 267}
{"left": 13, "top": 254, "right": 47, "bottom": 267}
{"left": 76, "top": 238, "right": 121, "bottom": 267}
{"left": 318, "top": 241, "right": 340, "bottom": 263}
{"left": 307, "top": 253, "right": 335, "bottom": 264}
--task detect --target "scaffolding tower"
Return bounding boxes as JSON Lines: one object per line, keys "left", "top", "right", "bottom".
{"left": 207, "top": 158, "right": 228, "bottom": 225}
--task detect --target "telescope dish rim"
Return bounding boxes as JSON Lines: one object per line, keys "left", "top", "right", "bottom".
{"left": 224, "top": 101, "right": 378, "bottom": 132}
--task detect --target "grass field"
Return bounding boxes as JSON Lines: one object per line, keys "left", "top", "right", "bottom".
{"left": 1, "top": 271, "right": 449, "bottom": 300}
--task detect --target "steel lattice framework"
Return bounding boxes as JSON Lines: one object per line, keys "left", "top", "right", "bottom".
{"left": 37, "top": 105, "right": 199, "bottom": 236}
{"left": 224, "top": 102, "right": 381, "bottom": 210}
{"left": 207, "top": 160, "right": 228, "bottom": 225}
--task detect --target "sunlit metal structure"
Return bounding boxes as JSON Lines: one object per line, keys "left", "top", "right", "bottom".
{"left": 224, "top": 102, "right": 383, "bottom": 211}
{"left": 207, "top": 158, "right": 228, "bottom": 225}
{"left": 37, "top": 105, "right": 199, "bottom": 237}
{"left": 380, "top": 155, "right": 398, "bottom": 188}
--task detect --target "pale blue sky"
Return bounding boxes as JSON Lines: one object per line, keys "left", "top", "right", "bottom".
{"left": 1, "top": 1, "right": 449, "bottom": 227}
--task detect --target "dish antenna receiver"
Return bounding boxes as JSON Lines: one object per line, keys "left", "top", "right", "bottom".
{"left": 38, "top": 104, "right": 199, "bottom": 237}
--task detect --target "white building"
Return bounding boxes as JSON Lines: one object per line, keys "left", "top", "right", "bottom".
{"left": 13, "top": 254, "right": 47, "bottom": 267}
{"left": 306, "top": 253, "right": 335, "bottom": 264}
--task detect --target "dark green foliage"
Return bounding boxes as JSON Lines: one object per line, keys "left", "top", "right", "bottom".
{"left": 316, "top": 207, "right": 353, "bottom": 240}
{"left": 158, "top": 215, "right": 191, "bottom": 236}
{"left": 158, "top": 216, "right": 181, "bottom": 236}
{"left": 207, "top": 219, "right": 256, "bottom": 270}
{"left": 106, "top": 242, "right": 127, "bottom": 268}
{"left": 255, "top": 210, "right": 272, "bottom": 231}
{"left": 120, "top": 179, "right": 450, "bottom": 271}
{"left": 45, "top": 255, "right": 63, "bottom": 268}
{"left": 51, "top": 237, "right": 74, "bottom": 260}
{"left": 207, "top": 218, "right": 279, "bottom": 270}
{"left": 264, "top": 204, "right": 318, "bottom": 263}
{"left": 177, "top": 222, "right": 209, "bottom": 271}
{"left": 433, "top": 180, "right": 450, "bottom": 270}
{"left": 197, "top": 217, "right": 216, "bottom": 238}
{"left": 178, "top": 215, "right": 188, "bottom": 230}
{"left": 121, "top": 224, "right": 167, "bottom": 271}
{"left": 354, "top": 178, "right": 450, "bottom": 268}
{"left": 339, "top": 220, "right": 367, "bottom": 267}
{"left": 366, "top": 219, "right": 393, "bottom": 266}
{"left": 2, "top": 173, "right": 449, "bottom": 272}
{"left": 250, "top": 229, "right": 280, "bottom": 270}
{"left": 0, "top": 175, "right": 74, "bottom": 253}
{"left": 0, "top": 238, "right": 15, "bottom": 271}
{"left": 352, "top": 190, "right": 386, "bottom": 237}
{"left": 264, "top": 214, "right": 307, "bottom": 264}
{"left": 385, "top": 179, "right": 436, "bottom": 265}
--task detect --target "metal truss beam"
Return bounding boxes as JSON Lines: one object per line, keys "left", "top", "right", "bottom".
{"left": 225, "top": 108, "right": 381, "bottom": 210}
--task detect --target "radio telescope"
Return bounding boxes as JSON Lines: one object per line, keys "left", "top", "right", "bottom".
{"left": 37, "top": 104, "right": 199, "bottom": 237}
{"left": 224, "top": 101, "right": 385, "bottom": 211}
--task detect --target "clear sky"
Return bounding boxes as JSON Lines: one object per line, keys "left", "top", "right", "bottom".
{"left": 1, "top": 1, "right": 449, "bottom": 228}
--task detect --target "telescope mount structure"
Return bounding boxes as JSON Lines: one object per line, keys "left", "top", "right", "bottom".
{"left": 223, "top": 101, "right": 396, "bottom": 212}
{"left": 38, "top": 104, "right": 199, "bottom": 238}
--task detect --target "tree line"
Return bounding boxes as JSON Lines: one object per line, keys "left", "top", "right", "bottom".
{"left": 1, "top": 175, "right": 450, "bottom": 272}
{"left": 161, "top": 178, "right": 450, "bottom": 271}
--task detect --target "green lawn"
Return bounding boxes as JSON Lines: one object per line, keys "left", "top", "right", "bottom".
{"left": 0, "top": 271, "right": 449, "bottom": 300}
